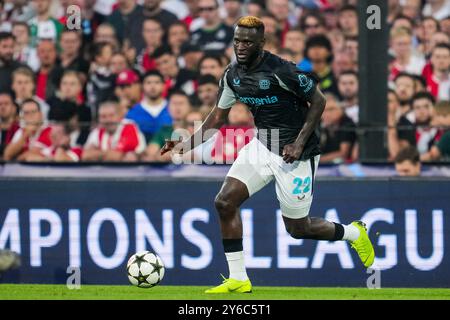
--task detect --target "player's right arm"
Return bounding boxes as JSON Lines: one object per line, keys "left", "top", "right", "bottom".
{"left": 161, "top": 70, "right": 236, "bottom": 155}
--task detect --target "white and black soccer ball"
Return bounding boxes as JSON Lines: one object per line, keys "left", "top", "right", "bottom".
{"left": 127, "top": 251, "right": 165, "bottom": 288}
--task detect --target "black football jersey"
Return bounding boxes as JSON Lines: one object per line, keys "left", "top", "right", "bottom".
{"left": 217, "top": 51, "right": 321, "bottom": 160}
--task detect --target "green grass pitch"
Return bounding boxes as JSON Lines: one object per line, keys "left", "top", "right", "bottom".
{"left": 1, "top": 284, "right": 450, "bottom": 300}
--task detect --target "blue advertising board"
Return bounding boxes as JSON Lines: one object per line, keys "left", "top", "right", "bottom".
{"left": 0, "top": 178, "right": 449, "bottom": 288}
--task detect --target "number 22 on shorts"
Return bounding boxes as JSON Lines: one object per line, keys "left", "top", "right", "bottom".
{"left": 292, "top": 177, "right": 311, "bottom": 195}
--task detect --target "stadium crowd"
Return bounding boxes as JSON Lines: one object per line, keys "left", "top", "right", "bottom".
{"left": 0, "top": 0, "right": 449, "bottom": 164}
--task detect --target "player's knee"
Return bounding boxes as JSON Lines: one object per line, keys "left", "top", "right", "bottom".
{"left": 214, "top": 194, "right": 236, "bottom": 218}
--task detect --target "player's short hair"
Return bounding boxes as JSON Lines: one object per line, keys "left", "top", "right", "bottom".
{"left": 411, "top": 91, "right": 435, "bottom": 106}
{"left": 236, "top": 16, "right": 265, "bottom": 35}
{"left": 394, "top": 146, "right": 420, "bottom": 164}
{"left": 434, "top": 100, "right": 450, "bottom": 116}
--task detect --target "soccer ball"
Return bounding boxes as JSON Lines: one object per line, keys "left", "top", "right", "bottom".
{"left": 127, "top": 251, "right": 165, "bottom": 288}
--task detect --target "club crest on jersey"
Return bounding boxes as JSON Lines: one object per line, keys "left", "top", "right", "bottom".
{"left": 259, "top": 79, "right": 270, "bottom": 90}
{"left": 298, "top": 74, "right": 313, "bottom": 92}
{"left": 233, "top": 78, "right": 241, "bottom": 87}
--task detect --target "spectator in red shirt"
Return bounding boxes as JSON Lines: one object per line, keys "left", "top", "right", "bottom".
{"left": 32, "top": 122, "right": 83, "bottom": 162}
{"left": 135, "top": 18, "right": 164, "bottom": 74}
{"left": 423, "top": 43, "right": 450, "bottom": 101}
{"left": 3, "top": 98, "right": 52, "bottom": 161}
{"left": 0, "top": 91, "right": 19, "bottom": 159}
{"left": 82, "top": 101, "right": 146, "bottom": 162}
{"left": 114, "top": 69, "right": 143, "bottom": 117}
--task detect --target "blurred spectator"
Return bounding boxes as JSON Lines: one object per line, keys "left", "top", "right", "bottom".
{"left": 264, "top": 34, "right": 281, "bottom": 55}
{"left": 332, "top": 50, "right": 356, "bottom": 77}
{"left": 86, "top": 42, "right": 116, "bottom": 118}
{"left": 34, "top": 122, "right": 83, "bottom": 162}
{"left": 153, "top": 46, "right": 197, "bottom": 98}
{"left": 182, "top": 0, "right": 202, "bottom": 32}
{"left": 197, "top": 74, "right": 219, "bottom": 111}
{"left": 28, "top": 0, "right": 64, "bottom": 48}
{"left": 11, "top": 22, "right": 39, "bottom": 71}
{"left": 179, "top": 42, "right": 203, "bottom": 72}
{"left": 283, "top": 28, "right": 312, "bottom": 71}
{"left": 79, "top": 0, "right": 107, "bottom": 45}
{"left": 421, "top": 100, "right": 450, "bottom": 161}
{"left": 12, "top": 67, "right": 50, "bottom": 120}
{"left": 267, "top": 0, "right": 292, "bottom": 45}
{"left": 422, "top": 0, "right": 450, "bottom": 20}
{"left": 141, "top": 90, "right": 193, "bottom": 162}
{"left": 319, "top": 93, "right": 356, "bottom": 163}
{"left": 401, "top": 0, "right": 422, "bottom": 21}
{"left": 277, "top": 48, "right": 296, "bottom": 62}
{"left": 0, "top": 91, "right": 19, "bottom": 159}
{"left": 344, "top": 36, "right": 358, "bottom": 67}
{"left": 190, "top": 0, "right": 234, "bottom": 56}
{"left": 0, "top": 32, "right": 26, "bottom": 92}
{"left": 59, "top": 29, "right": 90, "bottom": 76}
{"left": 93, "top": 23, "right": 119, "bottom": 50}
{"left": 418, "top": 16, "right": 441, "bottom": 56}
{"left": 245, "top": 0, "right": 265, "bottom": 18}
{"left": 396, "top": 91, "right": 440, "bottom": 155}
{"left": 47, "top": 71, "right": 91, "bottom": 128}
{"left": 110, "top": 52, "right": 130, "bottom": 75}
{"left": 260, "top": 13, "right": 280, "bottom": 39}
{"left": 126, "top": 70, "right": 172, "bottom": 142}
{"left": 422, "top": 43, "right": 450, "bottom": 101}
{"left": 337, "top": 5, "right": 358, "bottom": 37}
{"left": 337, "top": 70, "right": 359, "bottom": 124}
{"left": 168, "top": 22, "right": 190, "bottom": 57}
{"left": 305, "top": 34, "right": 339, "bottom": 96}
{"left": 82, "top": 101, "right": 146, "bottom": 162}
{"left": 114, "top": 69, "right": 143, "bottom": 117}
{"left": 107, "top": 0, "right": 143, "bottom": 51}
{"left": 388, "top": 0, "right": 403, "bottom": 24}
{"left": 328, "top": 29, "right": 345, "bottom": 54}
{"left": 198, "top": 54, "right": 225, "bottom": 81}
{"left": 142, "top": 0, "right": 179, "bottom": 34}
{"left": 394, "top": 72, "right": 417, "bottom": 120}
{"left": 299, "top": 11, "right": 326, "bottom": 38}
{"left": 440, "top": 15, "right": 450, "bottom": 35}
{"left": 389, "top": 27, "right": 426, "bottom": 81}
{"left": 135, "top": 18, "right": 164, "bottom": 74}
{"left": 3, "top": 98, "right": 51, "bottom": 161}
{"left": 391, "top": 14, "right": 415, "bottom": 33}
{"left": 224, "top": 0, "right": 243, "bottom": 27}
{"left": 210, "top": 103, "right": 254, "bottom": 164}
{"left": 394, "top": 145, "right": 421, "bottom": 176}
{"left": 0, "top": 0, "right": 34, "bottom": 32}
{"left": 35, "top": 39, "right": 64, "bottom": 101}
{"left": 387, "top": 89, "right": 403, "bottom": 159}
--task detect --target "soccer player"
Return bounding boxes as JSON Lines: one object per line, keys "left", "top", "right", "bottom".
{"left": 161, "top": 16, "right": 375, "bottom": 293}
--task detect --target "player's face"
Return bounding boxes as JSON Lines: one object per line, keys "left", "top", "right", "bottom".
{"left": 233, "top": 27, "right": 264, "bottom": 66}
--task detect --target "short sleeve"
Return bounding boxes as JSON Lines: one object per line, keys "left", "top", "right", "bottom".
{"left": 217, "top": 70, "right": 237, "bottom": 109}
{"left": 274, "top": 62, "right": 317, "bottom": 101}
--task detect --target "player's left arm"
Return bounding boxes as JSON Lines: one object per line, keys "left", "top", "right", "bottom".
{"left": 283, "top": 87, "right": 326, "bottom": 163}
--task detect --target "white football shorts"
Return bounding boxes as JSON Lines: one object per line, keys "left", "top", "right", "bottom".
{"left": 227, "top": 138, "right": 320, "bottom": 219}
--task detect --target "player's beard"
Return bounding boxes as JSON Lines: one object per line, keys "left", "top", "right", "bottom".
{"left": 239, "top": 49, "right": 263, "bottom": 67}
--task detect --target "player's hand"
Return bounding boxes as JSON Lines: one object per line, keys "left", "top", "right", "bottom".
{"left": 160, "top": 137, "right": 184, "bottom": 155}
{"left": 282, "top": 142, "right": 304, "bottom": 164}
